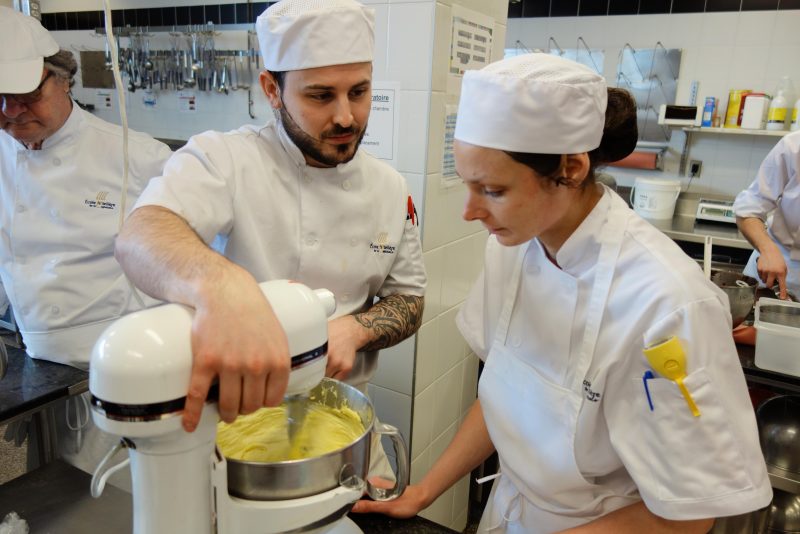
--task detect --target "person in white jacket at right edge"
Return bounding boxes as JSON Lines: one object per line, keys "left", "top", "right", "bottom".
{"left": 353, "top": 53, "right": 772, "bottom": 532}
{"left": 733, "top": 129, "right": 800, "bottom": 300}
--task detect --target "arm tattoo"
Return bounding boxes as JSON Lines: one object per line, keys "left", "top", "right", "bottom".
{"left": 353, "top": 294, "right": 425, "bottom": 352}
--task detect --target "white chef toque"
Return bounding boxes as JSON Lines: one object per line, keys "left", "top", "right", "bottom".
{"left": 455, "top": 53, "right": 608, "bottom": 154}
{"left": 0, "top": 6, "right": 60, "bottom": 94}
{"left": 256, "top": 0, "right": 375, "bottom": 72}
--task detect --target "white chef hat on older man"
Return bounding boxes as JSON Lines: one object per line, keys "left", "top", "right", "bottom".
{"left": 256, "top": 0, "right": 375, "bottom": 72}
{"left": 0, "top": 6, "right": 59, "bottom": 94}
{"left": 455, "top": 53, "right": 608, "bottom": 155}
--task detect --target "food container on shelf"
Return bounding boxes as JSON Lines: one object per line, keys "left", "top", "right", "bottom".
{"left": 754, "top": 297, "right": 800, "bottom": 377}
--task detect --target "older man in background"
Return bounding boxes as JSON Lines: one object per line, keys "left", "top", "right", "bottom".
{"left": 0, "top": 7, "right": 171, "bottom": 483}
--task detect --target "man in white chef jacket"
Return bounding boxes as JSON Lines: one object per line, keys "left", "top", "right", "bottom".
{"left": 0, "top": 8, "right": 171, "bottom": 480}
{"left": 115, "top": 0, "right": 426, "bottom": 482}
{"left": 734, "top": 129, "right": 800, "bottom": 300}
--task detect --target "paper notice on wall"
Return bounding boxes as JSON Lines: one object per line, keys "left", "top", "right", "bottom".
{"left": 449, "top": 5, "right": 494, "bottom": 76}
{"left": 362, "top": 82, "right": 400, "bottom": 167}
{"left": 178, "top": 91, "right": 196, "bottom": 113}
{"left": 95, "top": 89, "right": 113, "bottom": 110}
{"left": 441, "top": 105, "right": 459, "bottom": 188}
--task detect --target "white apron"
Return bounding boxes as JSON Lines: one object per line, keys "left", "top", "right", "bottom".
{"left": 477, "top": 209, "right": 630, "bottom": 534}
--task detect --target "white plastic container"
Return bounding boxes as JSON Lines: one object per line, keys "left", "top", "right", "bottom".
{"left": 629, "top": 177, "right": 681, "bottom": 220}
{"left": 754, "top": 297, "right": 800, "bottom": 377}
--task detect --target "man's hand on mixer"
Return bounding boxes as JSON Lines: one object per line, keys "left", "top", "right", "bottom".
{"left": 183, "top": 271, "right": 291, "bottom": 432}
{"left": 325, "top": 316, "right": 364, "bottom": 380}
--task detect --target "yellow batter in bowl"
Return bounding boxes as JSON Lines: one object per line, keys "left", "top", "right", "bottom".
{"left": 217, "top": 402, "right": 365, "bottom": 462}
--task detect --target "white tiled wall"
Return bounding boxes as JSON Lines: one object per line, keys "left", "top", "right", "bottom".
{"left": 409, "top": 2, "right": 506, "bottom": 530}
{"left": 506, "top": 11, "right": 800, "bottom": 199}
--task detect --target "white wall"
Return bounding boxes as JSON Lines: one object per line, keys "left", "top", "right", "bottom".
{"left": 507, "top": 10, "right": 800, "bottom": 198}
{"left": 404, "top": 1, "right": 506, "bottom": 530}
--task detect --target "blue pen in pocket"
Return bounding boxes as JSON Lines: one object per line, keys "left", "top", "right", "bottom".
{"left": 642, "top": 370, "right": 655, "bottom": 411}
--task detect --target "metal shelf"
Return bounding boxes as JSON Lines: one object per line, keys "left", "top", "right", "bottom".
{"left": 681, "top": 126, "right": 790, "bottom": 137}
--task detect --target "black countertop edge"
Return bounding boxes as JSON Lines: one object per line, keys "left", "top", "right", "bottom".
{"left": 0, "top": 346, "right": 88, "bottom": 424}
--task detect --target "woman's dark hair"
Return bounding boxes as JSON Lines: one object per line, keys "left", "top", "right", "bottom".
{"left": 505, "top": 87, "right": 638, "bottom": 188}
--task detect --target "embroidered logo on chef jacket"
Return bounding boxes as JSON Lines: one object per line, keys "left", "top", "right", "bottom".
{"left": 84, "top": 191, "right": 116, "bottom": 210}
{"left": 583, "top": 379, "right": 602, "bottom": 402}
{"left": 370, "top": 232, "right": 397, "bottom": 254}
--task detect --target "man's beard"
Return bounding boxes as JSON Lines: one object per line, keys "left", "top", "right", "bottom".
{"left": 279, "top": 106, "right": 366, "bottom": 167}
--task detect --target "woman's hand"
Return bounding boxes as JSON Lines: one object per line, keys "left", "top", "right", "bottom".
{"left": 350, "top": 484, "right": 430, "bottom": 518}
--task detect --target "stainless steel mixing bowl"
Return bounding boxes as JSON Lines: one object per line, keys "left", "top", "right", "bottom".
{"left": 765, "top": 488, "right": 800, "bottom": 533}
{"left": 757, "top": 395, "right": 800, "bottom": 475}
{"left": 710, "top": 269, "right": 758, "bottom": 328}
{"left": 223, "top": 378, "right": 408, "bottom": 502}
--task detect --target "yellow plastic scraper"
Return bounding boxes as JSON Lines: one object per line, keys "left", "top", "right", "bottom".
{"left": 642, "top": 336, "right": 701, "bottom": 417}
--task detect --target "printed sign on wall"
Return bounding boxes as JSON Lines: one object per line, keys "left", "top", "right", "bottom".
{"left": 362, "top": 82, "right": 400, "bottom": 167}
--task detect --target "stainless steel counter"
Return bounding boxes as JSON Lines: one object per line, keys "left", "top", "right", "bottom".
{"left": 648, "top": 214, "right": 752, "bottom": 250}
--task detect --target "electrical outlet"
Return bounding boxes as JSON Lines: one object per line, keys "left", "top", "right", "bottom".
{"left": 689, "top": 160, "right": 702, "bottom": 178}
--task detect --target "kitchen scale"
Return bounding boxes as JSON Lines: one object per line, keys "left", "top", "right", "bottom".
{"left": 695, "top": 198, "right": 737, "bottom": 225}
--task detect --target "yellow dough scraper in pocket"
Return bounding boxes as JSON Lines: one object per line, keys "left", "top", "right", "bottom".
{"left": 643, "top": 336, "right": 701, "bottom": 417}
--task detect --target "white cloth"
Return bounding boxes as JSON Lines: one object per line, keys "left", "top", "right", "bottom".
{"left": 0, "top": 6, "right": 59, "bottom": 93}
{"left": 0, "top": 103, "right": 170, "bottom": 367}
{"left": 256, "top": 0, "right": 374, "bottom": 71}
{"left": 733, "top": 129, "right": 800, "bottom": 295}
{"left": 455, "top": 54, "right": 607, "bottom": 154}
{"left": 135, "top": 119, "right": 426, "bottom": 389}
{"left": 457, "top": 187, "right": 772, "bottom": 531}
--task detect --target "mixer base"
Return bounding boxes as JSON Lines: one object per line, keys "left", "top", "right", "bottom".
{"left": 315, "top": 516, "right": 363, "bottom": 534}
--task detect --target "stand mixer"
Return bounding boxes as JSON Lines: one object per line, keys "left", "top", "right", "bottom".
{"left": 88, "top": 280, "right": 408, "bottom": 534}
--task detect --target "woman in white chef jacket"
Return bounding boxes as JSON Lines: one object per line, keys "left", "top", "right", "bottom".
{"left": 353, "top": 54, "right": 772, "bottom": 532}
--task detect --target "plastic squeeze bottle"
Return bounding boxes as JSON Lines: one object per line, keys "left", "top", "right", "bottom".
{"left": 767, "top": 76, "right": 795, "bottom": 131}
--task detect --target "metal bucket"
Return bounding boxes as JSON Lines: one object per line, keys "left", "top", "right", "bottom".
{"left": 224, "top": 378, "right": 408, "bottom": 502}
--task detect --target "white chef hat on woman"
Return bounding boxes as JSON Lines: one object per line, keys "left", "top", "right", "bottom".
{"left": 256, "top": 0, "right": 375, "bottom": 72}
{"left": 0, "top": 6, "right": 59, "bottom": 94}
{"left": 455, "top": 53, "right": 608, "bottom": 154}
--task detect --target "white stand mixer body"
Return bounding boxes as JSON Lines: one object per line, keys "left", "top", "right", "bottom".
{"left": 88, "top": 280, "right": 366, "bottom": 534}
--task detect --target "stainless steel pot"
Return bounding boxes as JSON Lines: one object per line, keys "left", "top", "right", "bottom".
{"left": 710, "top": 269, "right": 758, "bottom": 328}
{"left": 765, "top": 488, "right": 800, "bottom": 533}
{"left": 224, "top": 378, "right": 408, "bottom": 502}
{"left": 757, "top": 395, "right": 800, "bottom": 475}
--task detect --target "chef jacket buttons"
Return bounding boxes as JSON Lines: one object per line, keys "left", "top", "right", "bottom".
{"left": 305, "top": 235, "right": 318, "bottom": 247}
{"left": 50, "top": 208, "right": 59, "bottom": 219}
{"left": 53, "top": 157, "right": 61, "bottom": 166}
{"left": 303, "top": 175, "right": 312, "bottom": 184}
{"left": 342, "top": 180, "right": 352, "bottom": 191}
{"left": 51, "top": 305, "right": 60, "bottom": 315}
{"left": 15, "top": 204, "right": 26, "bottom": 213}
{"left": 350, "top": 238, "right": 358, "bottom": 247}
